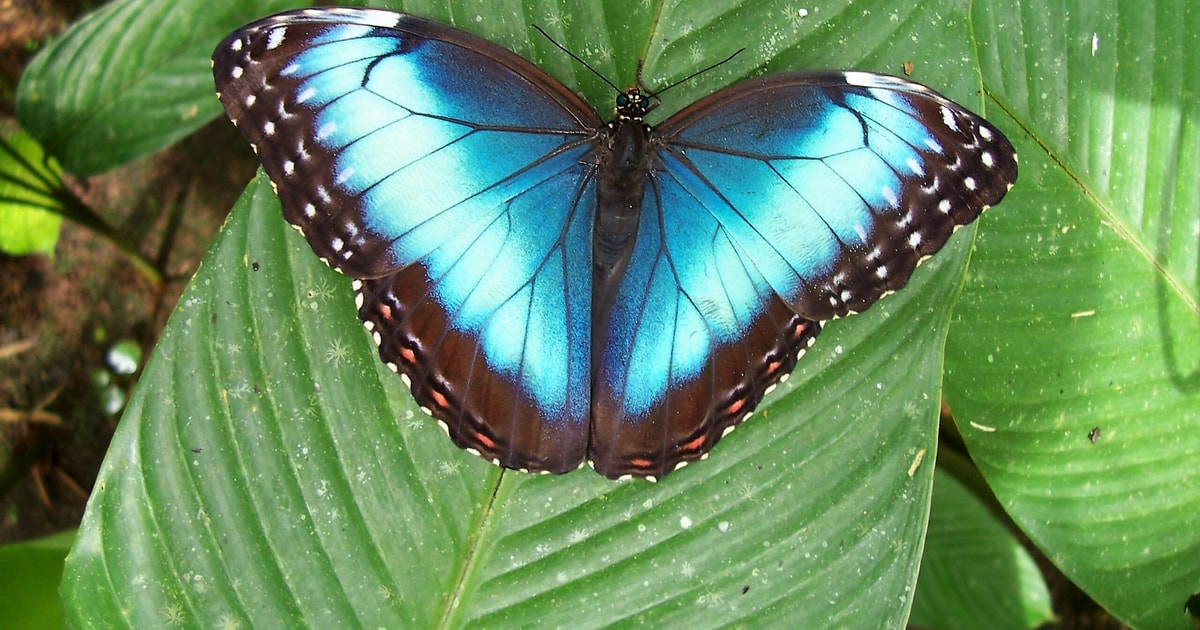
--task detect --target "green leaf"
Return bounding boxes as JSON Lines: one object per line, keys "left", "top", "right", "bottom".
{"left": 0, "top": 529, "right": 75, "bottom": 630}
{"left": 945, "top": 1, "right": 1200, "bottom": 628}
{"left": 0, "top": 128, "right": 65, "bottom": 256}
{"left": 62, "top": 0, "right": 1021, "bottom": 626}
{"left": 910, "top": 469, "right": 1053, "bottom": 630}
{"left": 15, "top": 0, "right": 302, "bottom": 177}
{"left": 63, "top": 167, "right": 960, "bottom": 626}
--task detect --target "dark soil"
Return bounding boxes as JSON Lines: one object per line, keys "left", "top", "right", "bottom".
{"left": 0, "top": 0, "right": 257, "bottom": 542}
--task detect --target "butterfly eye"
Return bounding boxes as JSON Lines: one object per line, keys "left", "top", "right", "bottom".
{"left": 615, "top": 88, "right": 650, "bottom": 119}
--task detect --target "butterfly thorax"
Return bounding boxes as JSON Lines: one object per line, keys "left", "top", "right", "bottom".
{"left": 593, "top": 118, "right": 650, "bottom": 283}
{"left": 590, "top": 115, "right": 652, "bottom": 377}
{"left": 593, "top": 87, "right": 656, "bottom": 293}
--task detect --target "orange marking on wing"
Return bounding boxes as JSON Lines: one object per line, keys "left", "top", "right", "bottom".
{"left": 683, "top": 435, "right": 708, "bottom": 453}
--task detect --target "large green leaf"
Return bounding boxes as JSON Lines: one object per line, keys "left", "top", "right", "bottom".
{"left": 910, "top": 468, "right": 1052, "bottom": 629}
{"left": 0, "top": 530, "right": 75, "bottom": 630}
{"left": 15, "top": 0, "right": 301, "bottom": 177}
{"left": 945, "top": 1, "right": 1200, "bottom": 628}
{"left": 59, "top": 0, "right": 1013, "bottom": 625}
{"left": 0, "top": 129, "right": 65, "bottom": 256}
{"left": 60, "top": 173, "right": 956, "bottom": 627}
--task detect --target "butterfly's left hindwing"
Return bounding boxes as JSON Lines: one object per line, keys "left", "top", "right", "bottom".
{"left": 214, "top": 8, "right": 605, "bottom": 473}
{"left": 589, "top": 167, "right": 823, "bottom": 479}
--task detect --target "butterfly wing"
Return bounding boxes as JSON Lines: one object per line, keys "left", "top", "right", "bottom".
{"left": 213, "top": 9, "right": 604, "bottom": 473}
{"left": 590, "top": 71, "right": 1017, "bottom": 479}
{"left": 588, "top": 176, "right": 824, "bottom": 479}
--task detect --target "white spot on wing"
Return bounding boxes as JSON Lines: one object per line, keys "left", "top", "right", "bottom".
{"left": 843, "top": 71, "right": 874, "bottom": 87}
{"left": 853, "top": 222, "right": 869, "bottom": 242}
{"left": 266, "top": 27, "right": 286, "bottom": 50}
{"left": 881, "top": 185, "right": 899, "bottom": 207}
{"left": 940, "top": 106, "right": 959, "bottom": 132}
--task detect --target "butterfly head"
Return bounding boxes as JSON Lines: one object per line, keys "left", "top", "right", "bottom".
{"left": 615, "top": 87, "right": 656, "bottom": 121}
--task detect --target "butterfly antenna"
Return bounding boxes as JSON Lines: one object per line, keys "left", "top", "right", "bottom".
{"left": 649, "top": 48, "right": 745, "bottom": 98}
{"left": 531, "top": 24, "right": 622, "bottom": 93}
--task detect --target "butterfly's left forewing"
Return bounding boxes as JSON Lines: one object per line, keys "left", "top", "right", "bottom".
{"left": 657, "top": 72, "right": 1018, "bottom": 321}
{"left": 214, "top": 9, "right": 605, "bottom": 473}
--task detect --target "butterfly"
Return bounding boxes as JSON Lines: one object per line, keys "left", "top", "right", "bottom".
{"left": 213, "top": 8, "right": 1017, "bottom": 481}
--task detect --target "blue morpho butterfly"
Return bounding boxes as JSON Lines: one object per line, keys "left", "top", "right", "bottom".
{"left": 213, "top": 8, "right": 1016, "bottom": 481}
